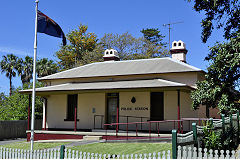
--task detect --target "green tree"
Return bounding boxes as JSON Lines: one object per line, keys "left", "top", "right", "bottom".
{"left": 191, "top": 36, "right": 240, "bottom": 113}
{"left": 56, "top": 24, "right": 99, "bottom": 69}
{"left": 17, "top": 56, "right": 33, "bottom": 85}
{"left": 0, "top": 54, "right": 19, "bottom": 96}
{"left": 0, "top": 82, "right": 43, "bottom": 120}
{"left": 36, "top": 58, "right": 58, "bottom": 78}
{"left": 0, "top": 92, "right": 5, "bottom": 105}
{"left": 100, "top": 32, "right": 168, "bottom": 60}
{"left": 187, "top": 0, "right": 240, "bottom": 43}
{"left": 141, "top": 28, "right": 166, "bottom": 46}
{"left": 100, "top": 32, "right": 136, "bottom": 60}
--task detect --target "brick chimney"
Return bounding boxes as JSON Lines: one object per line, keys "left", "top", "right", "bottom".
{"left": 170, "top": 40, "right": 188, "bottom": 63}
{"left": 103, "top": 49, "right": 120, "bottom": 61}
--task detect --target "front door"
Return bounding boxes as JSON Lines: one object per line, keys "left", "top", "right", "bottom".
{"left": 107, "top": 93, "right": 119, "bottom": 126}
{"left": 150, "top": 92, "right": 164, "bottom": 121}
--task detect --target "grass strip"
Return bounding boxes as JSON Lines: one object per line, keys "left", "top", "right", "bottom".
{"left": 1, "top": 141, "right": 70, "bottom": 150}
{"left": 70, "top": 143, "right": 172, "bottom": 154}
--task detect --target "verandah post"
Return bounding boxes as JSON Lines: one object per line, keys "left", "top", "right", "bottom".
{"left": 74, "top": 106, "right": 77, "bottom": 132}
{"left": 172, "top": 129, "right": 177, "bottom": 159}
{"left": 221, "top": 114, "right": 225, "bottom": 134}
{"left": 60, "top": 145, "right": 65, "bottom": 159}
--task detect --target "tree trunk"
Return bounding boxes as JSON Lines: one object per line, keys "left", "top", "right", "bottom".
{"left": 9, "top": 75, "right": 12, "bottom": 96}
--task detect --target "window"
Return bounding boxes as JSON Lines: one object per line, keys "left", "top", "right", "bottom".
{"left": 65, "top": 94, "right": 78, "bottom": 121}
{"left": 178, "top": 42, "right": 181, "bottom": 46}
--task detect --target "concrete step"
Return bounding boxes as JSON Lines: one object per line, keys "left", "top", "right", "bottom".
{"left": 83, "top": 136, "right": 103, "bottom": 141}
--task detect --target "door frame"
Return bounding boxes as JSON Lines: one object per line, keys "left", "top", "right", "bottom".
{"left": 150, "top": 92, "right": 164, "bottom": 121}
{"left": 106, "top": 93, "right": 119, "bottom": 125}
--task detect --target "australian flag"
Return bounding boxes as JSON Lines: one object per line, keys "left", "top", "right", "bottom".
{"left": 37, "top": 10, "right": 66, "bottom": 46}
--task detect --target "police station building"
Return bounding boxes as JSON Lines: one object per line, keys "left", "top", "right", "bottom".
{"left": 21, "top": 40, "right": 218, "bottom": 135}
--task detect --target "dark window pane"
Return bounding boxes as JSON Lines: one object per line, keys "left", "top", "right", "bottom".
{"left": 67, "top": 94, "right": 78, "bottom": 121}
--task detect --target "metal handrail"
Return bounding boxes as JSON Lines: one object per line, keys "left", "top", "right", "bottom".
{"left": 93, "top": 114, "right": 150, "bottom": 130}
{"left": 104, "top": 119, "right": 183, "bottom": 141}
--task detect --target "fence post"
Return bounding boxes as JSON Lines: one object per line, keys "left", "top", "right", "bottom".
{"left": 192, "top": 123, "right": 197, "bottom": 147}
{"left": 60, "top": 145, "right": 65, "bottom": 159}
{"left": 229, "top": 113, "right": 233, "bottom": 128}
{"left": 221, "top": 114, "right": 225, "bottom": 134}
{"left": 172, "top": 129, "right": 177, "bottom": 159}
{"left": 209, "top": 118, "right": 213, "bottom": 127}
{"left": 237, "top": 111, "right": 239, "bottom": 144}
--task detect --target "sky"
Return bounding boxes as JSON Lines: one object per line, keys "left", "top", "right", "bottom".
{"left": 0, "top": 0, "right": 226, "bottom": 94}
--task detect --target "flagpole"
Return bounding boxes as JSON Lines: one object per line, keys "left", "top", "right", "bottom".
{"left": 31, "top": 0, "right": 39, "bottom": 151}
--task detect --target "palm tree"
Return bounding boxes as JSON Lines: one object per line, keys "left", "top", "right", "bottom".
{"left": 0, "top": 54, "right": 19, "bottom": 96}
{"left": 36, "top": 58, "right": 58, "bottom": 78}
{"left": 17, "top": 56, "right": 33, "bottom": 85}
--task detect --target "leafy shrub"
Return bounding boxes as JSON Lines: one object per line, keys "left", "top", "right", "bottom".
{"left": 201, "top": 121, "right": 221, "bottom": 150}
{"left": 0, "top": 82, "right": 43, "bottom": 120}
{"left": 200, "top": 120, "right": 239, "bottom": 151}
{"left": 219, "top": 126, "right": 238, "bottom": 150}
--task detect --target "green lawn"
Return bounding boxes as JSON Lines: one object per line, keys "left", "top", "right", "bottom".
{"left": 1, "top": 142, "right": 70, "bottom": 150}
{"left": 70, "top": 143, "right": 172, "bottom": 154}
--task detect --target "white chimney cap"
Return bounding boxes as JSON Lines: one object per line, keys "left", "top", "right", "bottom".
{"left": 170, "top": 40, "right": 188, "bottom": 63}
{"left": 171, "top": 40, "right": 186, "bottom": 50}
{"left": 103, "top": 49, "right": 119, "bottom": 58}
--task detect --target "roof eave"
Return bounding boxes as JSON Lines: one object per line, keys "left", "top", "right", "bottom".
{"left": 19, "top": 85, "right": 194, "bottom": 95}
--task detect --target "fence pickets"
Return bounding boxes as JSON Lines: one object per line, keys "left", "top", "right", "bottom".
{"left": 0, "top": 146, "right": 239, "bottom": 159}
{"left": 177, "top": 146, "right": 240, "bottom": 159}
{"left": 60, "top": 149, "right": 171, "bottom": 159}
{"left": 0, "top": 147, "right": 61, "bottom": 159}
{"left": 0, "top": 146, "right": 172, "bottom": 159}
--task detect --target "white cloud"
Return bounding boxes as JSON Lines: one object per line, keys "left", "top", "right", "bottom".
{"left": 0, "top": 46, "right": 32, "bottom": 57}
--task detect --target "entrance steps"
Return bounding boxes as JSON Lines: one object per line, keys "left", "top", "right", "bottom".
{"left": 83, "top": 136, "right": 103, "bottom": 141}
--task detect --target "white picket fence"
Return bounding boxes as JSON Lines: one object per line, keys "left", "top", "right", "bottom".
{"left": 177, "top": 146, "right": 240, "bottom": 159}
{"left": 0, "top": 147, "right": 61, "bottom": 159}
{"left": 1, "top": 146, "right": 240, "bottom": 159}
{"left": 63, "top": 149, "right": 171, "bottom": 159}
{"left": 0, "top": 147, "right": 171, "bottom": 159}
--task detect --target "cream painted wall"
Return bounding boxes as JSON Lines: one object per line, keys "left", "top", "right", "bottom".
{"left": 47, "top": 94, "right": 77, "bottom": 129}
{"left": 119, "top": 92, "right": 150, "bottom": 130}
{"left": 78, "top": 93, "right": 105, "bottom": 129}
{"left": 163, "top": 91, "right": 199, "bottom": 131}
{"left": 158, "top": 73, "right": 198, "bottom": 87}
{"left": 164, "top": 91, "right": 178, "bottom": 120}
{"left": 180, "top": 91, "right": 198, "bottom": 118}
{"left": 47, "top": 93, "right": 105, "bottom": 129}
{"left": 46, "top": 90, "right": 201, "bottom": 131}
{"left": 164, "top": 90, "right": 197, "bottom": 120}
{"left": 119, "top": 92, "right": 150, "bottom": 123}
